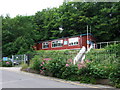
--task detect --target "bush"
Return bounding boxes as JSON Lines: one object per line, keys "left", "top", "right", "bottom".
{"left": 79, "top": 76, "right": 96, "bottom": 84}
{"left": 2, "top": 60, "right": 12, "bottom": 67}
{"left": 26, "top": 46, "right": 120, "bottom": 88}
{"left": 29, "top": 50, "right": 78, "bottom": 76}
{"left": 21, "top": 63, "right": 29, "bottom": 70}
{"left": 105, "top": 43, "right": 120, "bottom": 58}
{"left": 29, "top": 55, "right": 43, "bottom": 71}
{"left": 84, "top": 44, "right": 120, "bottom": 87}
{"left": 65, "top": 75, "right": 81, "bottom": 81}
{"left": 61, "top": 64, "right": 78, "bottom": 79}
{"left": 86, "top": 62, "right": 114, "bottom": 79}
{"left": 109, "top": 64, "right": 120, "bottom": 88}
{"left": 86, "top": 44, "right": 120, "bottom": 65}
{"left": 44, "top": 57, "right": 67, "bottom": 77}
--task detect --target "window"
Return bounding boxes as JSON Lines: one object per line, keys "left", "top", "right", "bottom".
{"left": 52, "top": 40, "right": 63, "bottom": 47}
{"left": 42, "top": 42, "right": 49, "bottom": 48}
{"left": 64, "top": 41, "right": 68, "bottom": 45}
{"left": 69, "top": 37, "right": 79, "bottom": 46}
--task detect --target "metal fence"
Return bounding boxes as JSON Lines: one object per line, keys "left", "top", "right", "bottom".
{"left": 12, "top": 54, "right": 28, "bottom": 65}
{"left": 85, "top": 49, "right": 119, "bottom": 64}
{"left": 25, "top": 49, "right": 119, "bottom": 66}
{"left": 96, "top": 41, "right": 120, "bottom": 49}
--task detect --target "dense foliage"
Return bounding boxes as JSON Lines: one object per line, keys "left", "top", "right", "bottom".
{"left": 109, "top": 64, "right": 120, "bottom": 88}
{"left": 29, "top": 50, "right": 79, "bottom": 77}
{"left": 2, "top": 15, "right": 36, "bottom": 57}
{"left": 27, "top": 44, "right": 120, "bottom": 88}
{"left": 85, "top": 44, "right": 120, "bottom": 88}
{"left": 2, "top": 2, "right": 120, "bottom": 57}
{"left": 2, "top": 60, "right": 13, "bottom": 67}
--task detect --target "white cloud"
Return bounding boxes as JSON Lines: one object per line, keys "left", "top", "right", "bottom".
{"left": 0, "top": 0, "right": 64, "bottom": 17}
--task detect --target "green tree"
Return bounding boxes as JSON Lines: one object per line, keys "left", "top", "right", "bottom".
{"left": 2, "top": 15, "right": 36, "bottom": 57}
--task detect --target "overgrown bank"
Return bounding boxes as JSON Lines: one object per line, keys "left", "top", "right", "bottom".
{"left": 21, "top": 44, "right": 120, "bottom": 88}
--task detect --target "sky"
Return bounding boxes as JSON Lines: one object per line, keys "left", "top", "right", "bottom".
{"left": 0, "top": 0, "right": 64, "bottom": 18}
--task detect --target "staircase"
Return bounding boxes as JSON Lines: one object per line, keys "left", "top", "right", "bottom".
{"left": 73, "top": 46, "right": 86, "bottom": 64}
{"left": 73, "top": 45, "right": 93, "bottom": 64}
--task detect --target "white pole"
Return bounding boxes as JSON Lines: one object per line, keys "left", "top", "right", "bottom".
{"left": 94, "top": 43, "right": 95, "bottom": 49}
{"left": 90, "top": 26, "right": 91, "bottom": 34}
{"left": 87, "top": 25, "right": 89, "bottom": 51}
{"left": 24, "top": 54, "right": 26, "bottom": 64}
{"left": 12, "top": 55, "right": 14, "bottom": 66}
{"left": 107, "top": 42, "right": 109, "bottom": 47}
{"left": 99, "top": 43, "right": 101, "bottom": 49}
{"left": 80, "top": 35, "right": 82, "bottom": 48}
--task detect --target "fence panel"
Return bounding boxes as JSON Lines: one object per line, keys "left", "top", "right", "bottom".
{"left": 85, "top": 49, "right": 119, "bottom": 65}
{"left": 12, "top": 54, "right": 27, "bottom": 65}
{"left": 96, "top": 41, "right": 120, "bottom": 49}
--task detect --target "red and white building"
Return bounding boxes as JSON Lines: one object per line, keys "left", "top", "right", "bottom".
{"left": 33, "top": 33, "right": 96, "bottom": 50}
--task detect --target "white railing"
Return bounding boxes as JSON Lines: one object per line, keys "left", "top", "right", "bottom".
{"left": 86, "top": 44, "right": 93, "bottom": 53}
{"left": 73, "top": 46, "right": 86, "bottom": 64}
{"left": 73, "top": 44, "right": 94, "bottom": 64}
{"left": 96, "top": 41, "right": 120, "bottom": 49}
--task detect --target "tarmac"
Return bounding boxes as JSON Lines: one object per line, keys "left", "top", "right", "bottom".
{"left": 0, "top": 67, "right": 116, "bottom": 89}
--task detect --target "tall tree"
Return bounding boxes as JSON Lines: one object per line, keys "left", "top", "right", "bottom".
{"left": 2, "top": 15, "right": 36, "bottom": 57}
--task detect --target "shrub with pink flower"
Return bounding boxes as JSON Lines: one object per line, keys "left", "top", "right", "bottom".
{"left": 42, "top": 67, "right": 45, "bottom": 69}
{"left": 85, "top": 59, "right": 91, "bottom": 63}
{"left": 39, "top": 60, "right": 48, "bottom": 75}
{"left": 6, "top": 62, "right": 10, "bottom": 65}
{"left": 40, "top": 61, "right": 45, "bottom": 69}
{"left": 66, "top": 58, "right": 73, "bottom": 64}
{"left": 40, "top": 70, "right": 45, "bottom": 75}
{"left": 40, "top": 64, "right": 43, "bottom": 66}
{"left": 65, "top": 64, "right": 70, "bottom": 67}
{"left": 77, "top": 63, "right": 86, "bottom": 69}
{"left": 43, "top": 58, "right": 52, "bottom": 61}
{"left": 42, "top": 61, "right": 45, "bottom": 64}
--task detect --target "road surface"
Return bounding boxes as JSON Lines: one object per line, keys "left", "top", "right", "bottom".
{"left": 0, "top": 67, "right": 114, "bottom": 88}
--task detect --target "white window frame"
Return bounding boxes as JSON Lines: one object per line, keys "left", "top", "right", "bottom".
{"left": 42, "top": 42, "right": 49, "bottom": 49}
{"left": 52, "top": 40, "right": 63, "bottom": 48}
{"left": 68, "top": 37, "right": 79, "bottom": 46}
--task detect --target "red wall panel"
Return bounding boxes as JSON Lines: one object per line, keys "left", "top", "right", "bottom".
{"left": 34, "top": 34, "right": 95, "bottom": 51}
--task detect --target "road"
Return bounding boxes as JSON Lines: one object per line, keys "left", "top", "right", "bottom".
{"left": 0, "top": 67, "right": 114, "bottom": 88}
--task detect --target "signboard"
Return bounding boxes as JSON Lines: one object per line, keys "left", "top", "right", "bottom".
{"left": 3, "top": 57, "right": 8, "bottom": 61}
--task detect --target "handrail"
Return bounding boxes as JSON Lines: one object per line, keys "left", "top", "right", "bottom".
{"left": 73, "top": 46, "right": 86, "bottom": 64}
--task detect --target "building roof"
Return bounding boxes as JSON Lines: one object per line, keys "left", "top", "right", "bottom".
{"left": 37, "top": 33, "right": 93, "bottom": 43}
